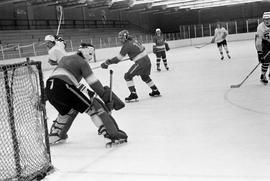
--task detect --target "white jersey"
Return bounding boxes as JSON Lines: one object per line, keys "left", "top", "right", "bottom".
{"left": 48, "top": 41, "right": 67, "bottom": 63}
{"left": 214, "top": 27, "right": 228, "bottom": 43}
{"left": 255, "top": 22, "right": 270, "bottom": 51}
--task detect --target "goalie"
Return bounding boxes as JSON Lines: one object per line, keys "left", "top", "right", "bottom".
{"left": 45, "top": 43, "right": 127, "bottom": 145}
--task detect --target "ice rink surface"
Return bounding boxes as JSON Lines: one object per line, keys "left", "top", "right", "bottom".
{"left": 44, "top": 40, "right": 270, "bottom": 181}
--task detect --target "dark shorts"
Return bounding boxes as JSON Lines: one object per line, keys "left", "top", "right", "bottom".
{"left": 45, "top": 78, "right": 91, "bottom": 115}
{"left": 127, "top": 56, "right": 151, "bottom": 78}
{"left": 217, "top": 39, "right": 227, "bottom": 47}
{"left": 156, "top": 50, "right": 166, "bottom": 59}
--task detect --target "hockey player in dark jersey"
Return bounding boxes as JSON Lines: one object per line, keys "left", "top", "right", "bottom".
{"left": 45, "top": 43, "right": 127, "bottom": 146}
{"left": 100, "top": 30, "right": 161, "bottom": 102}
{"left": 153, "top": 28, "right": 169, "bottom": 71}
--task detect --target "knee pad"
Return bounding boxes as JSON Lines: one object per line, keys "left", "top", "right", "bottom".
{"left": 50, "top": 109, "right": 78, "bottom": 139}
{"left": 124, "top": 72, "right": 133, "bottom": 81}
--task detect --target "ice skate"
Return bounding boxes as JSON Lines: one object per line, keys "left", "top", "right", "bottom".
{"left": 220, "top": 56, "right": 224, "bottom": 60}
{"left": 227, "top": 54, "right": 231, "bottom": 59}
{"left": 105, "top": 138, "right": 128, "bottom": 148}
{"left": 49, "top": 133, "right": 68, "bottom": 145}
{"left": 157, "top": 67, "right": 161, "bottom": 72}
{"left": 104, "top": 130, "right": 128, "bottom": 148}
{"left": 149, "top": 89, "right": 161, "bottom": 97}
{"left": 125, "top": 92, "right": 138, "bottom": 103}
{"left": 260, "top": 74, "right": 268, "bottom": 85}
{"left": 165, "top": 66, "right": 169, "bottom": 71}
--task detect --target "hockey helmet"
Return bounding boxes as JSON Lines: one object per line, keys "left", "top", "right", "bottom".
{"left": 79, "top": 43, "right": 95, "bottom": 62}
{"left": 45, "top": 35, "right": 55, "bottom": 42}
{"left": 118, "top": 30, "right": 129, "bottom": 43}
{"left": 155, "top": 28, "right": 161, "bottom": 35}
{"left": 44, "top": 35, "right": 56, "bottom": 49}
{"left": 263, "top": 12, "right": 270, "bottom": 27}
{"left": 155, "top": 28, "right": 161, "bottom": 33}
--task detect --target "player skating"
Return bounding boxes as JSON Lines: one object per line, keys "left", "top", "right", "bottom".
{"left": 44, "top": 35, "right": 67, "bottom": 66}
{"left": 152, "top": 28, "right": 170, "bottom": 71}
{"left": 211, "top": 22, "right": 231, "bottom": 60}
{"left": 100, "top": 30, "right": 161, "bottom": 102}
{"left": 255, "top": 12, "right": 270, "bottom": 85}
{"left": 45, "top": 43, "right": 127, "bottom": 147}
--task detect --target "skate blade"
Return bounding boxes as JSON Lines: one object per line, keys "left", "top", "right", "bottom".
{"left": 49, "top": 139, "right": 67, "bottom": 146}
{"left": 260, "top": 81, "right": 268, "bottom": 85}
{"left": 106, "top": 139, "right": 127, "bottom": 148}
{"left": 125, "top": 99, "right": 139, "bottom": 103}
{"left": 150, "top": 94, "right": 162, "bottom": 97}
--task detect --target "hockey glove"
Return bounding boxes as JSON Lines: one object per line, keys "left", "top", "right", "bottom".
{"left": 258, "top": 51, "right": 264, "bottom": 63}
{"left": 165, "top": 42, "right": 170, "bottom": 51}
{"left": 48, "top": 59, "right": 58, "bottom": 66}
{"left": 101, "top": 60, "right": 110, "bottom": 69}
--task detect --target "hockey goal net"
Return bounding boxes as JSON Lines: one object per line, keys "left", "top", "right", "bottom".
{"left": 0, "top": 60, "right": 53, "bottom": 180}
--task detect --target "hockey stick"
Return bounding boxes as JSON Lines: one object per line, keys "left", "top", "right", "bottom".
{"left": 109, "top": 69, "right": 113, "bottom": 102}
{"left": 230, "top": 51, "right": 270, "bottom": 88}
{"left": 195, "top": 42, "right": 211, "bottom": 49}
{"left": 92, "top": 57, "right": 130, "bottom": 70}
{"left": 230, "top": 62, "right": 260, "bottom": 88}
{"left": 56, "top": 6, "right": 63, "bottom": 36}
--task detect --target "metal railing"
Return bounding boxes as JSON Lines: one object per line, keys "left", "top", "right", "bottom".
{"left": 0, "top": 19, "right": 129, "bottom": 30}
{"left": 178, "top": 18, "right": 261, "bottom": 39}
{"left": 0, "top": 17, "right": 262, "bottom": 61}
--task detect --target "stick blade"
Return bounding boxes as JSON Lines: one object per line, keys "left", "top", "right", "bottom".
{"left": 230, "top": 84, "right": 241, "bottom": 88}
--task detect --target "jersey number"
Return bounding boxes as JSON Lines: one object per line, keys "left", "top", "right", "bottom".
{"left": 133, "top": 41, "right": 144, "bottom": 52}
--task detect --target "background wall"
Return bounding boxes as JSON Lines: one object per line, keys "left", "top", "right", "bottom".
{"left": 1, "top": 32, "right": 255, "bottom": 70}
{"left": 0, "top": 2, "right": 269, "bottom": 33}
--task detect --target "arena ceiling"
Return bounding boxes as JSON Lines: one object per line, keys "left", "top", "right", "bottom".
{"left": 0, "top": 0, "right": 266, "bottom": 14}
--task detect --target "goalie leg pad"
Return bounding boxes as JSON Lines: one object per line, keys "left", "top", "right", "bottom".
{"left": 101, "top": 86, "right": 125, "bottom": 110}
{"left": 49, "top": 109, "right": 78, "bottom": 144}
{"left": 88, "top": 98, "right": 127, "bottom": 140}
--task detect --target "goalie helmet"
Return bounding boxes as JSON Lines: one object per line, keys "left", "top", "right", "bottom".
{"left": 78, "top": 43, "right": 95, "bottom": 62}
{"left": 263, "top": 12, "right": 270, "bottom": 27}
{"left": 118, "top": 30, "right": 129, "bottom": 43}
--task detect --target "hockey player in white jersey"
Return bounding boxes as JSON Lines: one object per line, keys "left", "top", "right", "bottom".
{"left": 45, "top": 34, "right": 67, "bottom": 66}
{"left": 45, "top": 43, "right": 127, "bottom": 147}
{"left": 211, "top": 22, "right": 231, "bottom": 60}
{"left": 255, "top": 12, "right": 270, "bottom": 85}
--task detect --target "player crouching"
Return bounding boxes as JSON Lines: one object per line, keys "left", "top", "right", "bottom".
{"left": 45, "top": 43, "right": 127, "bottom": 147}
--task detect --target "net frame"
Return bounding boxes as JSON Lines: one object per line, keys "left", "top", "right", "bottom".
{"left": 0, "top": 59, "right": 53, "bottom": 181}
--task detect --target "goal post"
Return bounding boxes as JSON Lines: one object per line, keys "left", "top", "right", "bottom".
{"left": 0, "top": 59, "right": 53, "bottom": 181}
